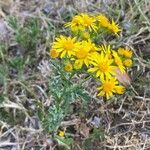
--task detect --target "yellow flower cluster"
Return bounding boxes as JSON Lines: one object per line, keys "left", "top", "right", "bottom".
{"left": 65, "top": 13, "right": 97, "bottom": 32}
{"left": 49, "top": 13, "right": 133, "bottom": 99}
{"left": 65, "top": 13, "right": 121, "bottom": 35}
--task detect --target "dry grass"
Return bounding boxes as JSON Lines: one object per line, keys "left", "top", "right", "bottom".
{"left": 0, "top": 0, "right": 150, "bottom": 149}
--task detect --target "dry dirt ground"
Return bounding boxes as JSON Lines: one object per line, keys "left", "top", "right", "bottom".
{"left": 0, "top": 0, "right": 150, "bottom": 150}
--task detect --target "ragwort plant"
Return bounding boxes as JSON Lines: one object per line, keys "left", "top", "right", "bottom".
{"left": 50, "top": 13, "right": 133, "bottom": 99}
{"left": 46, "top": 13, "right": 134, "bottom": 146}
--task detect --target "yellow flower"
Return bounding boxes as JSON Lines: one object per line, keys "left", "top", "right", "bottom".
{"left": 64, "top": 62, "right": 73, "bottom": 72}
{"left": 115, "top": 86, "right": 125, "bottom": 94}
{"left": 118, "top": 48, "right": 125, "bottom": 55}
{"left": 112, "top": 51, "right": 125, "bottom": 73}
{"left": 65, "top": 15, "right": 84, "bottom": 32}
{"left": 74, "top": 41, "right": 94, "bottom": 68}
{"left": 52, "top": 36, "right": 79, "bottom": 58}
{"left": 123, "top": 59, "right": 132, "bottom": 67}
{"left": 73, "top": 61, "right": 82, "bottom": 70}
{"left": 118, "top": 48, "right": 133, "bottom": 58}
{"left": 88, "top": 52, "right": 116, "bottom": 80}
{"left": 108, "top": 19, "right": 121, "bottom": 35}
{"left": 58, "top": 131, "right": 65, "bottom": 137}
{"left": 80, "top": 13, "right": 97, "bottom": 32}
{"left": 97, "top": 78, "right": 125, "bottom": 99}
{"left": 123, "top": 48, "right": 133, "bottom": 58}
{"left": 96, "top": 14, "right": 110, "bottom": 28}
{"left": 66, "top": 14, "right": 97, "bottom": 32}
{"left": 49, "top": 49, "right": 59, "bottom": 58}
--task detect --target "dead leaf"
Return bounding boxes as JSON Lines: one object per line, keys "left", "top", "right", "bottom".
{"left": 79, "top": 123, "right": 90, "bottom": 138}
{"left": 0, "top": 0, "right": 13, "bottom": 8}
{"left": 0, "top": 0, "right": 13, "bottom": 16}
{"left": 61, "top": 118, "right": 81, "bottom": 127}
{"left": 115, "top": 69, "right": 131, "bottom": 86}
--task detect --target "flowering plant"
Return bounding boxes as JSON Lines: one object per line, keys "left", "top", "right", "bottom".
{"left": 50, "top": 13, "right": 133, "bottom": 99}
